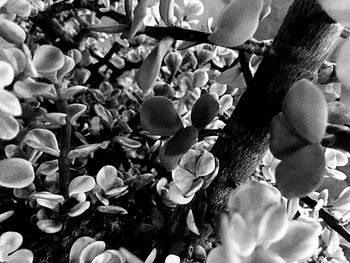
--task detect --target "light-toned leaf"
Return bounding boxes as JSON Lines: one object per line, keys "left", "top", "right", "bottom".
{"left": 97, "top": 205, "right": 128, "bottom": 214}
{"left": 0, "top": 89, "right": 21, "bottom": 116}
{"left": 23, "top": 129, "right": 60, "bottom": 157}
{"left": 159, "top": 0, "right": 176, "bottom": 26}
{"left": 208, "top": 0, "right": 263, "bottom": 47}
{"left": 36, "top": 160, "right": 59, "bottom": 176}
{"left": 6, "top": 249, "right": 33, "bottom": 263}
{"left": 68, "top": 104, "right": 87, "bottom": 125}
{"left": 69, "top": 237, "right": 96, "bottom": 263}
{"left": 186, "top": 209, "right": 200, "bottom": 235}
{"left": 172, "top": 166, "right": 195, "bottom": 194}
{"left": 14, "top": 79, "right": 57, "bottom": 100}
{"left": 0, "top": 18, "right": 26, "bottom": 44}
{"left": 68, "top": 201, "right": 90, "bottom": 217}
{"left": 96, "top": 165, "right": 123, "bottom": 193}
{"left": 0, "top": 110, "right": 19, "bottom": 140}
{"left": 0, "top": 158, "right": 34, "bottom": 188}
{"left": 62, "top": 86, "right": 87, "bottom": 99}
{"left": 69, "top": 176, "right": 96, "bottom": 196}
{"left": 0, "top": 60, "right": 14, "bottom": 87}
{"left": 0, "top": 210, "right": 14, "bottom": 223}
{"left": 79, "top": 241, "right": 105, "bottom": 263}
{"left": 33, "top": 45, "right": 65, "bottom": 73}
{"left": 196, "top": 151, "right": 215, "bottom": 177}
{"left": 0, "top": 232, "right": 22, "bottom": 261}
{"left": 37, "top": 220, "right": 62, "bottom": 234}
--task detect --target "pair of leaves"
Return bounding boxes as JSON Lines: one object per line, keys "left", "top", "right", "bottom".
{"left": 270, "top": 79, "right": 328, "bottom": 198}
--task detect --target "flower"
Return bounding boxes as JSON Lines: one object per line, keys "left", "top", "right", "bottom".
{"left": 207, "top": 181, "right": 322, "bottom": 263}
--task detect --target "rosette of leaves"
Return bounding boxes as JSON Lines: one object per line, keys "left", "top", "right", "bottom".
{"left": 207, "top": 182, "right": 323, "bottom": 263}
{"left": 69, "top": 236, "right": 124, "bottom": 263}
{"left": 93, "top": 165, "right": 128, "bottom": 215}
{"left": 141, "top": 93, "right": 219, "bottom": 170}
{"left": 157, "top": 149, "right": 218, "bottom": 205}
{"left": 269, "top": 79, "right": 328, "bottom": 198}
{"left": 0, "top": 232, "right": 33, "bottom": 263}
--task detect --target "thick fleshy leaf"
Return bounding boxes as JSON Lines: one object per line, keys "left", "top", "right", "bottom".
{"left": 282, "top": 79, "right": 327, "bottom": 143}
{"left": 206, "top": 246, "right": 234, "bottom": 263}
{"left": 0, "top": 18, "right": 26, "bottom": 44}
{"left": 119, "top": 248, "right": 143, "bottom": 263}
{"left": 249, "top": 248, "right": 284, "bottom": 263}
{"left": 32, "top": 192, "right": 64, "bottom": 203}
{"left": 97, "top": 205, "right": 128, "bottom": 214}
{"left": 165, "top": 255, "right": 180, "bottom": 263}
{"left": 257, "top": 205, "right": 288, "bottom": 247}
{"left": 13, "top": 79, "right": 57, "bottom": 100}
{"left": 186, "top": 209, "right": 200, "bottom": 235}
{"left": 96, "top": 165, "right": 123, "bottom": 193}
{"left": 318, "top": 0, "right": 350, "bottom": 26}
{"left": 36, "top": 160, "right": 58, "bottom": 176}
{"left": 0, "top": 210, "right": 14, "bottom": 223}
{"left": 208, "top": 0, "right": 263, "bottom": 47}
{"left": 0, "top": 60, "right": 14, "bottom": 87}
{"left": 68, "top": 104, "right": 87, "bottom": 125}
{"left": 159, "top": 0, "right": 176, "bottom": 26}
{"left": 141, "top": 96, "right": 183, "bottom": 136}
{"left": 191, "top": 93, "right": 219, "bottom": 129}
{"left": 115, "top": 136, "right": 142, "bottom": 149}
{"left": 196, "top": 151, "right": 215, "bottom": 177}
{"left": 0, "top": 232, "right": 22, "bottom": 261}
{"left": 69, "top": 237, "right": 96, "bottom": 263}
{"left": 0, "top": 158, "right": 34, "bottom": 188}
{"left": 0, "top": 89, "right": 21, "bottom": 116}
{"left": 172, "top": 166, "right": 195, "bottom": 194}
{"left": 104, "top": 250, "right": 124, "bottom": 263}
{"left": 137, "top": 37, "right": 173, "bottom": 92}
{"left": 68, "top": 143, "right": 105, "bottom": 160}
{"left": 13, "top": 183, "right": 35, "bottom": 199}
{"left": 159, "top": 143, "right": 181, "bottom": 171}
{"left": 63, "top": 86, "right": 87, "bottom": 99}
{"left": 184, "top": 178, "right": 204, "bottom": 197}
{"left": 221, "top": 213, "right": 256, "bottom": 257}
{"left": 192, "top": 69, "right": 209, "bottom": 88}
{"left": 91, "top": 252, "right": 112, "bottom": 263}
{"left": 164, "top": 126, "right": 198, "bottom": 156}
{"left": 33, "top": 45, "right": 65, "bottom": 73}
{"left": 68, "top": 201, "right": 90, "bottom": 217}
{"left": 79, "top": 241, "right": 105, "bottom": 263}
{"left": 6, "top": 249, "right": 33, "bottom": 263}
{"left": 23, "top": 129, "right": 60, "bottom": 157}
{"left": 330, "top": 187, "right": 350, "bottom": 212}
{"left": 57, "top": 55, "right": 75, "bottom": 82}
{"left": 219, "top": 94, "right": 233, "bottom": 115}
{"left": 164, "top": 52, "right": 182, "bottom": 74}
{"left": 270, "top": 220, "right": 322, "bottom": 261}
{"left": 228, "top": 181, "right": 281, "bottom": 225}
{"left": 275, "top": 144, "right": 326, "bottom": 198}
{"left": 69, "top": 176, "right": 96, "bottom": 196}
{"left": 336, "top": 38, "right": 350, "bottom": 90}
{"left": 0, "top": 110, "right": 19, "bottom": 140}
{"left": 37, "top": 219, "right": 62, "bottom": 234}
{"left": 215, "top": 66, "right": 242, "bottom": 85}
{"left": 269, "top": 112, "right": 308, "bottom": 159}
{"left": 128, "top": 0, "right": 149, "bottom": 38}
{"left": 168, "top": 182, "right": 195, "bottom": 204}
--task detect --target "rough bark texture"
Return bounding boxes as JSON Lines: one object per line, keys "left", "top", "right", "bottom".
{"left": 208, "top": 0, "right": 343, "bottom": 215}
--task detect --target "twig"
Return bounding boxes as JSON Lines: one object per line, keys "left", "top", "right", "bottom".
{"left": 239, "top": 51, "right": 254, "bottom": 89}
{"left": 321, "top": 124, "right": 350, "bottom": 152}
{"left": 301, "top": 196, "right": 350, "bottom": 243}
{"left": 55, "top": 84, "right": 72, "bottom": 199}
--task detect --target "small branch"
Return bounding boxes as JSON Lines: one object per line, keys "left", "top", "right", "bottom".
{"left": 55, "top": 84, "right": 72, "bottom": 199}
{"left": 321, "top": 123, "right": 350, "bottom": 152}
{"left": 198, "top": 129, "right": 223, "bottom": 139}
{"left": 301, "top": 196, "right": 350, "bottom": 243}
{"left": 142, "top": 26, "right": 273, "bottom": 56}
{"left": 239, "top": 51, "right": 254, "bottom": 89}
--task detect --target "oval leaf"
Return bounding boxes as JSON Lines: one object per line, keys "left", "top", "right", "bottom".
{"left": 191, "top": 93, "right": 219, "bottom": 129}
{"left": 141, "top": 96, "right": 183, "bottom": 136}
{"left": 164, "top": 126, "right": 198, "bottom": 156}
{"left": 69, "top": 176, "right": 96, "bottom": 196}
{"left": 23, "top": 129, "right": 60, "bottom": 157}
{"left": 33, "top": 45, "right": 65, "bottom": 73}
{"left": 0, "top": 158, "right": 34, "bottom": 188}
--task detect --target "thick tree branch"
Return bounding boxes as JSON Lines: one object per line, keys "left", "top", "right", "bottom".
{"left": 207, "top": 0, "right": 343, "bottom": 215}
{"left": 321, "top": 123, "right": 350, "bottom": 152}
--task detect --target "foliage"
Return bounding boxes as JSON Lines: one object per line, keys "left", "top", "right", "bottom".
{"left": 0, "top": 0, "right": 350, "bottom": 263}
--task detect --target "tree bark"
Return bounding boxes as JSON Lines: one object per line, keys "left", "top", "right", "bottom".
{"left": 208, "top": 0, "right": 343, "bottom": 215}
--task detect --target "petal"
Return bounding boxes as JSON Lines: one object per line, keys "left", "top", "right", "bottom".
{"left": 270, "top": 219, "right": 322, "bottom": 261}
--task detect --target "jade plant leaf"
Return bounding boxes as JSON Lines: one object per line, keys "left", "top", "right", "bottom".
{"left": 37, "top": 219, "right": 62, "bottom": 234}
{"left": 14, "top": 78, "right": 57, "bottom": 100}
{"left": 282, "top": 79, "right": 327, "bottom": 144}
{"left": 0, "top": 231, "right": 23, "bottom": 261}
{"left": 137, "top": 37, "right": 173, "bottom": 92}
{"left": 96, "top": 165, "right": 124, "bottom": 193}
{"left": 0, "top": 60, "right": 14, "bottom": 87}
{"left": 69, "top": 237, "right": 96, "bottom": 263}
{"left": 23, "top": 128, "right": 60, "bottom": 157}
{"left": 0, "top": 158, "right": 34, "bottom": 188}
{"left": 0, "top": 89, "right": 21, "bottom": 116}
{"left": 69, "top": 175, "right": 96, "bottom": 196}
{"left": 275, "top": 144, "right": 325, "bottom": 198}
{"left": 68, "top": 103, "right": 87, "bottom": 125}
{"left": 0, "top": 110, "right": 19, "bottom": 140}
{"left": 208, "top": 0, "right": 263, "bottom": 47}
{"left": 164, "top": 126, "right": 198, "bottom": 156}
{"left": 79, "top": 241, "right": 106, "bottom": 263}
{"left": 141, "top": 96, "right": 183, "bottom": 136}
{"left": 159, "top": 143, "right": 181, "bottom": 171}
{"left": 191, "top": 93, "right": 219, "bottom": 129}
{"left": 32, "top": 45, "right": 65, "bottom": 73}
{"left": 0, "top": 18, "right": 26, "bottom": 44}
{"left": 269, "top": 112, "right": 308, "bottom": 159}
{"left": 128, "top": 0, "right": 149, "bottom": 39}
